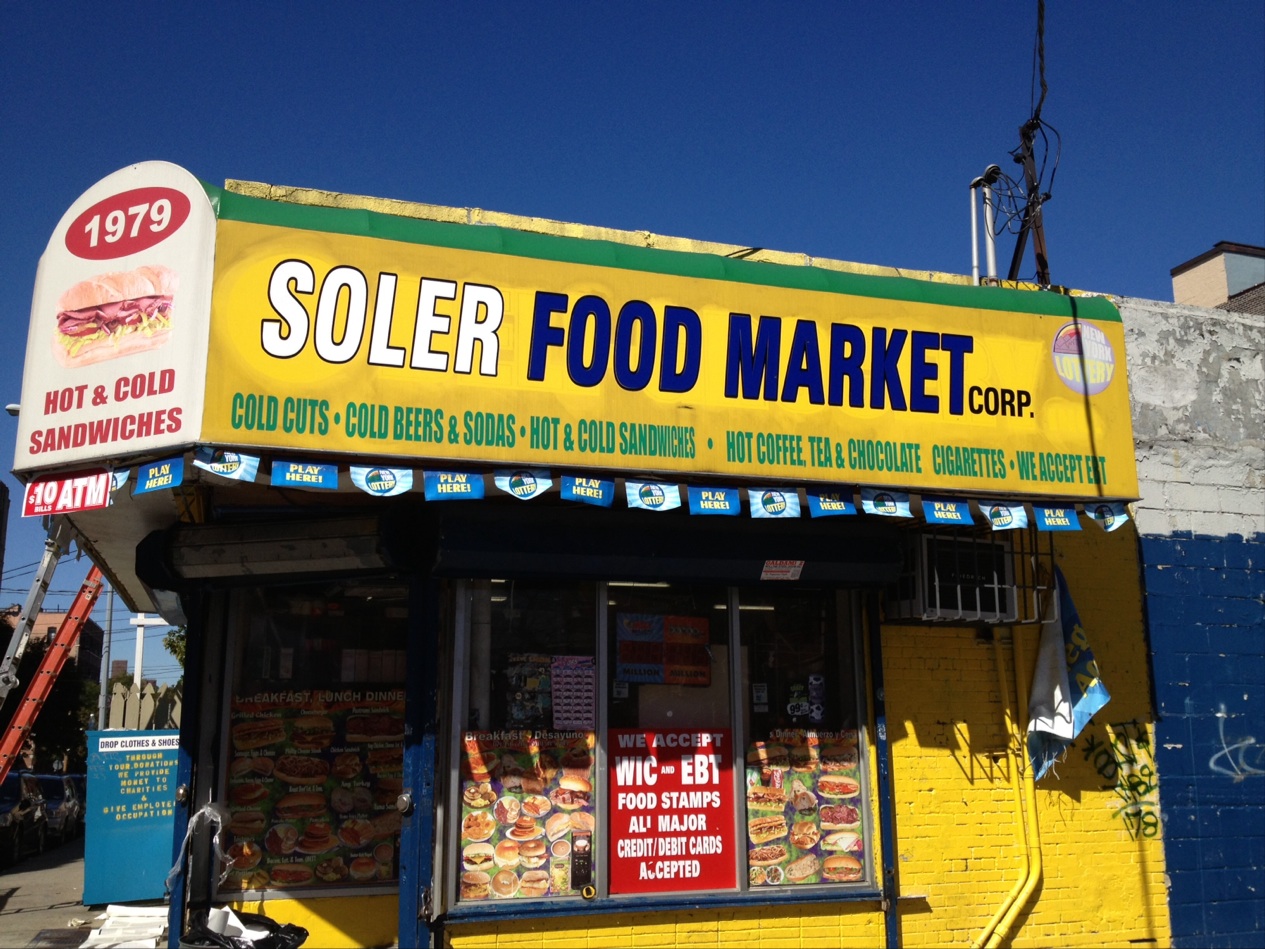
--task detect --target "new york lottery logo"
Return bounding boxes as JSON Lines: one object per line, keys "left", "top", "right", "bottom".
{"left": 210, "top": 452, "right": 242, "bottom": 475}
{"left": 508, "top": 471, "right": 536, "bottom": 497}
{"left": 1092, "top": 503, "right": 1116, "bottom": 528}
{"left": 988, "top": 504, "right": 1014, "bottom": 527}
{"left": 363, "top": 468, "right": 397, "bottom": 495}
{"left": 760, "top": 491, "right": 787, "bottom": 515}
{"left": 1052, "top": 322, "right": 1116, "bottom": 396}
{"left": 871, "top": 492, "right": 898, "bottom": 515}
{"left": 639, "top": 483, "right": 666, "bottom": 507}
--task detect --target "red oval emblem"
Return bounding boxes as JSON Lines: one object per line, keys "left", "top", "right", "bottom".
{"left": 65, "top": 187, "right": 191, "bottom": 260}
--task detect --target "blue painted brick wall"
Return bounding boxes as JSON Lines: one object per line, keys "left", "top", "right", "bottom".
{"left": 1141, "top": 531, "right": 1265, "bottom": 949}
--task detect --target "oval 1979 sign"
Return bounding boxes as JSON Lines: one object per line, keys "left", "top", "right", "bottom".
{"left": 64, "top": 187, "right": 191, "bottom": 260}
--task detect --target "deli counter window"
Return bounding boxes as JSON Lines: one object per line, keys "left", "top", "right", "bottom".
{"left": 222, "top": 581, "right": 408, "bottom": 893}
{"left": 449, "top": 579, "right": 872, "bottom": 910}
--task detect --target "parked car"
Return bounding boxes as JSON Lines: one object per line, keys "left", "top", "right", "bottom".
{"left": 0, "top": 772, "right": 47, "bottom": 866}
{"left": 36, "top": 774, "right": 82, "bottom": 843}
{"left": 68, "top": 773, "right": 87, "bottom": 830}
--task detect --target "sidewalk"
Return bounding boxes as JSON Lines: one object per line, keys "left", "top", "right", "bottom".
{"left": 0, "top": 835, "right": 94, "bottom": 948}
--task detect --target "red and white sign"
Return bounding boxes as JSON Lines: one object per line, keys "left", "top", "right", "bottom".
{"left": 22, "top": 469, "right": 112, "bottom": 517}
{"left": 608, "top": 728, "right": 735, "bottom": 894}
{"left": 15, "top": 162, "right": 215, "bottom": 474}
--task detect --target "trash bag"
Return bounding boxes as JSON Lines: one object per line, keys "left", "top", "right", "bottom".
{"left": 180, "top": 909, "right": 308, "bottom": 949}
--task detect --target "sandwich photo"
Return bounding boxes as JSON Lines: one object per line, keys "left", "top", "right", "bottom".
{"left": 785, "top": 852, "right": 821, "bottom": 882}
{"left": 820, "top": 830, "right": 863, "bottom": 853}
{"left": 345, "top": 714, "right": 405, "bottom": 743}
{"left": 273, "top": 754, "right": 331, "bottom": 786}
{"left": 53, "top": 264, "right": 177, "bottom": 367}
{"left": 229, "top": 782, "right": 269, "bottom": 808}
{"left": 519, "top": 869, "right": 549, "bottom": 897}
{"left": 745, "top": 783, "right": 787, "bottom": 811}
{"left": 548, "top": 775, "right": 592, "bottom": 811}
{"left": 232, "top": 719, "right": 285, "bottom": 752}
{"left": 817, "top": 775, "right": 861, "bottom": 799}
{"left": 747, "top": 842, "right": 789, "bottom": 867}
{"left": 819, "top": 802, "right": 862, "bottom": 831}
{"left": 274, "top": 792, "right": 328, "bottom": 820}
{"left": 269, "top": 863, "right": 315, "bottom": 887}
{"left": 747, "top": 814, "right": 789, "bottom": 845}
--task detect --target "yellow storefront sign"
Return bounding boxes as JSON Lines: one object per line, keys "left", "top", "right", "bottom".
{"left": 201, "top": 195, "right": 1138, "bottom": 500}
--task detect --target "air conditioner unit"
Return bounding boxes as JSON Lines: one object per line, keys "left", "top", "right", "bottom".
{"left": 889, "top": 533, "right": 1019, "bottom": 624}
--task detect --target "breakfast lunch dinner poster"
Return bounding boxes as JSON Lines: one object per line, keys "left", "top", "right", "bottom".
{"left": 223, "top": 689, "right": 404, "bottom": 890}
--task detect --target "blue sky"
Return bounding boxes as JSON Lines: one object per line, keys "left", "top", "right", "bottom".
{"left": 1, "top": 2, "right": 1261, "bottom": 680}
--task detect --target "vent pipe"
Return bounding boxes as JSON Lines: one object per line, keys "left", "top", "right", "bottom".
{"left": 970, "top": 165, "right": 1002, "bottom": 285}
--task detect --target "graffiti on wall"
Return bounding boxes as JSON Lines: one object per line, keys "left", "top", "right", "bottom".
{"left": 1208, "top": 704, "right": 1264, "bottom": 781}
{"left": 1082, "top": 719, "right": 1160, "bottom": 838}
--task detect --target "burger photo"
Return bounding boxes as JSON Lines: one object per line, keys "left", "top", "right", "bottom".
{"left": 331, "top": 752, "right": 362, "bottom": 780}
{"left": 548, "top": 775, "right": 591, "bottom": 811}
{"left": 519, "top": 869, "right": 549, "bottom": 897}
{"left": 820, "top": 744, "right": 859, "bottom": 772}
{"left": 462, "top": 842, "right": 495, "bottom": 872}
{"left": 232, "top": 719, "right": 286, "bottom": 752}
{"left": 461, "top": 870, "right": 491, "bottom": 900}
{"left": 296, "top": 820, "right": 337, "bottom": 855}
{"left": 823, "top": 853, "right": 864, "bottom": 882}
{"left": 745, "top": 743, "right": 790, "bottom": 771}
{"left": 290, "top": 715, "right": 335, "bottom": 751}
{"left": 788, "top": 744, "right": 816, "bottom": 772}
{"left": 789, "top": 820, "right": 821, "bottom": 850}
{"left": 491, "top": 868, "right": 520, "bottom": 898}
{"left": 349, "top": 856, "right": 378, "bottom": 881}
{"left": 53, "top": 264, "right": 177, "bottom": 367}
{"left": 517, "top": 839, "right": 548, "bottom": 869}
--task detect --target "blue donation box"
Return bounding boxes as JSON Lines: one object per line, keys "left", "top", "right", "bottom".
{"left": 85, "top": 730, "right": 179, "bottom": 904}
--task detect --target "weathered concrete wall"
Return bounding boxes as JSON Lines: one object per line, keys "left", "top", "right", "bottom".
{"left": 1118, "top": 297, "right": 1265, "bottom": 948}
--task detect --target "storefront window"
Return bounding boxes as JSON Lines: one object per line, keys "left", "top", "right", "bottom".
{"left": 740, "top": 590, "right": 868, "bottom": 887}
{"left": 452, "top": 580, "right": 871, "bottom": 908}
{"left": 222, "top": 581, "right": 407, "bottom": 893}
{"left": 606, "top": 582, "right": 735, "bottom": 895}
{"left": 457, "top": 580, "right": 598, "bottom": 902}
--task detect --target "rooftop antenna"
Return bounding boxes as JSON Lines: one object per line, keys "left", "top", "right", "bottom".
{"left": 1007, "top": 0, "right": 1054, "bottom": 285}
{"left": 970, "top": 0, "right": 1060, "bottom": 287}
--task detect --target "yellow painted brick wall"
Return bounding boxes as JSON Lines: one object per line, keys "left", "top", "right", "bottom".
{"left": 445, "top": 904, "right": 884, "bottom": 948}
{"left": 886, "top": 522, "right": 1171, "bottom": 947}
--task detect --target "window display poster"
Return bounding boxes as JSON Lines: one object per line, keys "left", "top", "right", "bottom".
{"left": 609, "top": 728, "right": 735, "bottom": 894}
{"left": 224, "top": 688, "right": 405, "bottom": 891}
{"left": 458, "top": 730, "right": 596, "bottom": 901}
{"left": 745, "top": 729, "right": 865, "bottom": 886}
{"left": 615, "top": 614, "right": 711, "bottom": 686}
